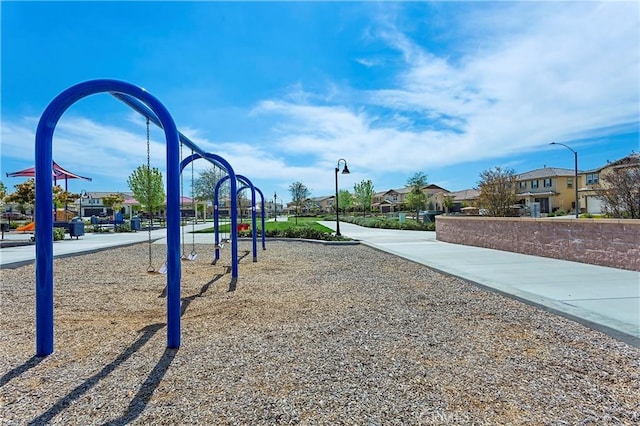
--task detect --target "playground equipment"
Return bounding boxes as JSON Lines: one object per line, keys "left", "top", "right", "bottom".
{"left": 33, "top": 79, "right": 260, "bottom": 357}
{"left": 16, "top": 222, "right": 35, "bottom": 232}
{"left": 111, "top": 91, "right": 241, "bottom": 279}
{"left": 34, "top": 79, "right": 183, "bottom": 356}
{"left": 215, "top": 174, "right": 267, "bottom": 264}
{"left": 236, "top": 174, "right": 267, "bottom": 259}
{"left": 142, "top": 116, "right": 166, "bottom": 274}
{"left": 180, "top": 142, "right": 198, "bottom": 261}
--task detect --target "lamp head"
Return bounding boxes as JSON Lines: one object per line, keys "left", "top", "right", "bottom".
{"left": 342, "top": 164, "right": 350, "bottom": 174}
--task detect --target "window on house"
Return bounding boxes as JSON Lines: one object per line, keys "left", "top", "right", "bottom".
{"left": 567, "top": 177, "right": 573, "bottom": 188}
{"left": 586, "top": 173, "right": 599, "bottom": 185}
{"left": 519, "top": 181, "right": 527, "bottom": 189}
{"left": 544, "top": 178, "right": 552, "bottom": 187}
{"left": 531, "top": 180, "right": 539, "bottom": 188}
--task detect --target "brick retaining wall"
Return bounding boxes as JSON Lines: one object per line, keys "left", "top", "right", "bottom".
{"left": 435, "top": 216, "right": 640, "bottom": 271}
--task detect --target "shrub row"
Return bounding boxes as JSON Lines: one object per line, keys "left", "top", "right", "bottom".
{"left": 340, "top": 215, "right": 436, "bottom": 231}
{"left": 241, "top": 227, "right": 348, "bottom": 241}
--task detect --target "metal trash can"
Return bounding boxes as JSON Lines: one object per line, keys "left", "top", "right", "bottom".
{"left": 68, "top": 221, "right": 85, "bottom": 238}
{"left": 90, "top": 215, "right": 99, "bottom": 225}
{"left": 130, "top": 216, "right": 141, "bottom": 231}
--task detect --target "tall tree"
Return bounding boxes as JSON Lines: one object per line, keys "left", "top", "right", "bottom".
{"left": 0, "top": 181, "right": 6, "bottom": 202}
{"left": 477, "top": 166, "right": 518, "bottom": 217}
{"left": 51, "top": 185, "right": 80, "bottom": 220}
{"left": 405, "top": 172, "right": 429, "bottom": 219}
{"left": 289, "top": 181, "right": 310, "bottom": 225}
{"left": 52, "top": 185, "right": 80, "bottom": 209}
{"left": 5, "top": 179, "right": 81, "bottom": 219}
{"left": 127, "top": 165, "right": 165, "bottom": 224}
{"left": 353, "top": 179, "right": 375, "bottom": 217}
{"left": 102, "top": 193, "right": 125, "bottom": 229}
{"left": 5, "top": 178, "right": 35, "bottom": 215}
{"left": 443, "top": 195, "right": 455, "bottom": 213}
{"left": 102, "top": 193, "right": 125, "bottom": 215}
{"left": 338, "top": 189, "right": 353, "bottom": 216}
{"left": 193, "top": 165, "right": 229, "bottom": 215}
{"left": 597, "top": 161, "right": 640, "bottom": 219}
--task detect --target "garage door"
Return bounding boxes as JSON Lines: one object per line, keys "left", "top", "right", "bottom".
{"left": 586, "top": 196, "right": 604, "bottom": 214}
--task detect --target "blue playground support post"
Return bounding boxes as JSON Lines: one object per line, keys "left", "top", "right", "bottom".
{"left": 180, "top": 153, "right": 239, "bottom": 281}
{"left": 254, "top": 186, "right": 267, "bottom": 251}
{"left": 237, "top": 184, "right": 258, "bottom": 262}
{"left": 214, "top": 176, "right": 234, "bottom": 265}
{"left": 34, "top": 79, "right": 182, "bottom": 356}
{"left": 237, "top": 175, "right": 266, "bottom": 252}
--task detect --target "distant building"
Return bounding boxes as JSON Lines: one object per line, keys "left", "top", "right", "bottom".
{"left": 516, "top": 167, "right": 577, "bottom": 214}
{"left": 579, "top": 153, "right": 640, "bottom": 214}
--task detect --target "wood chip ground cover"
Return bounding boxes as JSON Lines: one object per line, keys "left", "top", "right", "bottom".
{"left": 1, "top": 241, "right": 638, "bottom": 425}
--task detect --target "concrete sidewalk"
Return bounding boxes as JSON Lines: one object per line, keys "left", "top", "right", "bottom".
{"left": 320, "top": 221, "right": 640, "bottom": 347}
{"left": 0, "top": 222, "right": 217, "bottom": 268}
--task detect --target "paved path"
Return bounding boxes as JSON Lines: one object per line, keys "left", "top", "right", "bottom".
{"left": 1, "top": 220, "right": 638, "bottom": 346}
{"left": 319, "top": 221, "right": 640, "bottom": 347}
{"left": 0, "top": 222, "right": 217, "bottom": 267}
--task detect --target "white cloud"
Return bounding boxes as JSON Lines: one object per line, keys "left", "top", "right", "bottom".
{"left": 250, "top": 1, "right": 638, "bottom": 193}
{"left": 2, "top": 115, "right": 170, "bottom": 187}
{"left": 371, "top": 2, "right": 639, "bottom": 152}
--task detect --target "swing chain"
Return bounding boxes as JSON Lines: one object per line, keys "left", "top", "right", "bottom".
{"left": 180, "top": 141, "right": 187, "bottom": 260}
{"left": 190, "top": 148, "right": 197, "bottom": 256}
{"left": 146, "top": 117, "right": 155, "bottom": 273}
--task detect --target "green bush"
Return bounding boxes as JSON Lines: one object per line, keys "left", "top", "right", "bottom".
{"left": 53, "top": 227, "right": 66, "bottom": 241}
{"left": 116, "top": 222, "right": 132, "bottom": 233}
{"left": 341, "top": 215, "right": 435, "bottom": 231}
{"left": 252, "top": 227, "right": 348, "bottom": 241}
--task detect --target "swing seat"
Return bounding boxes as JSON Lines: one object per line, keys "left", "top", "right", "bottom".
{"left": 214, "top": 242, "right": 225, "bottom": 250}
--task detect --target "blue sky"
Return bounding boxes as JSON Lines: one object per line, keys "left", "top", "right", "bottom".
{"left": 2, "top": 1, "right": 639, "bottom": 203}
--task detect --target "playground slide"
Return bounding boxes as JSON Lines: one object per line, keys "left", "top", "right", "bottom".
{"left": 16, "top": 222, "right": 35, "bottom": 232}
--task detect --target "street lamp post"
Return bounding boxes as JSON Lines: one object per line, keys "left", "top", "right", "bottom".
{"left": 79, "top": 189, "right": 89, "bottom": 220}
{"left": 334, "top": 158, "right": 350, "bottom": 236}
{"left": 550, "top": 142, "right": 579, "bottom": 218}
{"left": 273, "top": 192, "right": 277, "bottom": 222}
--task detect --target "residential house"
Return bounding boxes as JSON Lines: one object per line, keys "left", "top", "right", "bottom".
{"left": 373, "top": 184, "right": 449, "bottom": 213}
{"left": 76, "top": 191, "right": 197, "bottom": 219}
{"left": 434, "top": 188, "right": 480, "bottom": 213}
{"left": 307, "top": 196, "right": 335, "bottom": 214}
{"left": 516, "top": 167, "right": 577, "bottom": 214}
{"left": 579, "top": 153, "right": 640, "bottom": 214}
{"left": 286, "top": 196, "right": 335, "bottom": 215}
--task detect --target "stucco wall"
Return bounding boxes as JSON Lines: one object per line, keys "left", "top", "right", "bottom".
{"left": 435, "top": 216, "right": 640, "bottom": 271}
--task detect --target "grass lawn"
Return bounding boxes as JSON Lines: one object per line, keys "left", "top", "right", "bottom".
{"left": 194, "top": 216, "right": 333, "bottom": 234}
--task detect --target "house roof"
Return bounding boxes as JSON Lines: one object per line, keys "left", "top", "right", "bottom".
{"left": 585, "top": 153, "right": 640, "bottom": 173}
{"left": 376, "top": 183, "right": 449, "bottom": 197}
{"left": 447, "top": 188, "right": 480, "bottom": 201}
{"left": 518, "top": 167, "right": 577, "bottom": 180}
{"left": 308, "top": 196, "right": 334, "bottom": 203}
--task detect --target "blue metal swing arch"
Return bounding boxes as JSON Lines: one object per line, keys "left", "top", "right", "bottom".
{"left": 111, "top": 93, "right": 244, "bottom": 281}
{"left": 34, "top": 79, "right": 183, "bottom": 356}
{"left": 215, "top": 174, "right": 266, "bottom": 264}
{"left": 236, "top": 175, "right": 267, "bottom": 254}
{"left": 180, "top": 152, "right": 240, "bottom": 281}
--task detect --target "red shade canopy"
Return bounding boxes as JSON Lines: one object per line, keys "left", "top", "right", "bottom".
{"left": 6, "top": 161, "right": 92, "bottom": 182}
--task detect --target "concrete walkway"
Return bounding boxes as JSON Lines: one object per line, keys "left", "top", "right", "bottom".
{"left": 1, "top": 220, "right": 638, "bottom": 346}
{"left": 319, "top": 221, "right": 640, "bottom": 347}
{"left": 0, "top": 222, "right": 217, "bottom": 268}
